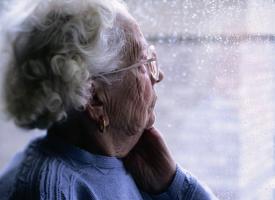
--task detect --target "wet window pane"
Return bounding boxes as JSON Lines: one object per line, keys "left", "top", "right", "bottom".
{"left": 126, "top": 0, "right": 275, "bottom": 199}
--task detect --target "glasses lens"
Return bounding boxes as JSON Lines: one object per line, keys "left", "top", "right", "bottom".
{"left": 148, "top": 45, "right": 159, "bottom": 80}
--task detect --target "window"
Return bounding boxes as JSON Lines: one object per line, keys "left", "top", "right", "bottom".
{"left": 125, "top": 0, "right": 275, "bottom": 199}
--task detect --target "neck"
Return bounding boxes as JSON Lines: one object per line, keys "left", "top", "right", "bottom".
{"left": 48, "top": 113, "right": 140, "bottom": 158}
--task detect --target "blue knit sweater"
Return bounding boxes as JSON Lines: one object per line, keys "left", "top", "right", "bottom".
{"left": 0, "top": 135, "right": 218, "bottom": 200}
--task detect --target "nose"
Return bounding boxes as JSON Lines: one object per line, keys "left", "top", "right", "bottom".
{"left": 156, "top": 70, "right": 164, "bottom": 83}
{"left": 151, "top": 70, "right": 164, "bottom": 85}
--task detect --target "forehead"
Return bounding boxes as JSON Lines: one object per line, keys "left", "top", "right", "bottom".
{"left": 116, "top": 13, "right": 147, "bottom": 42}
{"left": 115, "top": 14, "right": 147, "bottom": 64}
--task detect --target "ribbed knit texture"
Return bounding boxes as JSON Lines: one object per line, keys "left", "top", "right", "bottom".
{"left": 0, "top": 134, "right": 218, "bottom": 200}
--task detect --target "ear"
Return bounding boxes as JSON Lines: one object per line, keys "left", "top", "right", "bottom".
{"left": 86, "top": 81, "right": 110, "bottom": 127}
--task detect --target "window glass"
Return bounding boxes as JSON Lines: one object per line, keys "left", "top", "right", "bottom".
{"left": 125, "top": 0, "right": 275, "bottom": 199}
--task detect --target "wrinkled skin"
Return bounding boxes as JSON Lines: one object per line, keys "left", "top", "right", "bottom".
{"left": 86, "top": 56, "right": 176, "bottom": 194}
{"left": 50, "top": 18, "right": 176, "bottom": 194}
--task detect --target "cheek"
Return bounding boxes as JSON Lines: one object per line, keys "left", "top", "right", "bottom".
{"left": 106, "top": 73, "right": 154, "bottom": 134}
{"left": 133, "top": 76, "right": 155, "bottom": 126}
{"left": 106, "top": 76, "right": 147, "bottom": 131}
{"left": 146, "top": 82, "right": 154, "bottom": 102}
{"left": 141, "top": 76, "right": 154, "bottom": 107}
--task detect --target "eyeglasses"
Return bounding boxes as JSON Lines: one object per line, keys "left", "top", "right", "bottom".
{"left": 96, "top": 45, "right": 160, "bottom": 82}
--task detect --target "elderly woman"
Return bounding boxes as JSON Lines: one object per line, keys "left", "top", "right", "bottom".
{"left": 0, "top": 0, "right": 218, "bottom": 199}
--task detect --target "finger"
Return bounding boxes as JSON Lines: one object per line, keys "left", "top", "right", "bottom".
{"left": 143, "top": 127, "right": 165, "bottom": 144}
{"left": 123, "top": 151, "right": 145, "bottom": 173}
{"left": 139, "top": 128, "right": 167, "bottom": 152}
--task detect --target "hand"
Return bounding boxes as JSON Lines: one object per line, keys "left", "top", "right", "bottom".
{"left": 123, "top": 127, "right": 177, "bottom": 194}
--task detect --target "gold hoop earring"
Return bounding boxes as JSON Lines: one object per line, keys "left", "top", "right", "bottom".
{"left": 99, "top": 117, "right": 106, "bottom": 133}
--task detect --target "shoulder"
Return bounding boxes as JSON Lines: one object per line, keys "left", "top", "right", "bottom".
{"left": 0, "top": 137, "right": 76, "bottom": 200}
{"left": 0, "top": 151, "right": 25, "bottom": 200}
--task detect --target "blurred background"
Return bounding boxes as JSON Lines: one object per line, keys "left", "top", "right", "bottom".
{"left": 1, "top": 0, "right": 275, "bottom": 199}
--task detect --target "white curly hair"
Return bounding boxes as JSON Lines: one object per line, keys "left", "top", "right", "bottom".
{"left": 1, "top": 0, "right": 144, "bottom": 129}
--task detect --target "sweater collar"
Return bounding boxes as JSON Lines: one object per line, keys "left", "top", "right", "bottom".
{"left": 43, "top": 134, "right": 124, "bottom": 169}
